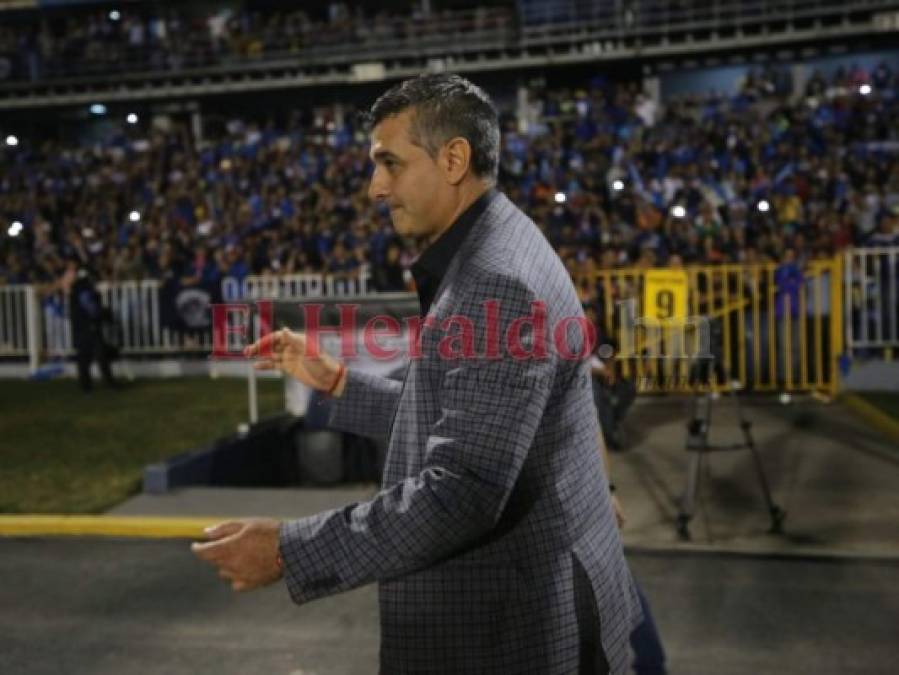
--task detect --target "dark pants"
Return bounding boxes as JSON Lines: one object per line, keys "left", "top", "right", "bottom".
{"left": 574, "top": 558, "right": 611, "bottom": 675}
{"left": 75, "top": 332, "right": 114, "bottom": 391}
{"left": 575, "top": 565, "right": 667, "bottom": 675}
{"left": 593, "top": 378, "right": 637, "bottom": 450}
{"left": 631, "top": 582, "right": 667, "bottom": 675}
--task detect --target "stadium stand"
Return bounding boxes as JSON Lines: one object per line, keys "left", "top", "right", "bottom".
{"left": 0, "top": 2, "right": 512, "bottom": 83}
{"left": 2, "top": 62, "right": 897, "bottom": 285}
{"left": 1, "top": 0, "right": 897, "bottom": 385}
{"left": 1, "top": 0, "right": 894, "bottom": 107}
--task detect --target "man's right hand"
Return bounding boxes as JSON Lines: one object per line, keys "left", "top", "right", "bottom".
{"left": 243, "top": 328, "right": 346, "bottom": 397}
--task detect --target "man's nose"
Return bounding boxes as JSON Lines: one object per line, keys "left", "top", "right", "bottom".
{"left": 368, "top": 167, "right": 388, "bottom": 203}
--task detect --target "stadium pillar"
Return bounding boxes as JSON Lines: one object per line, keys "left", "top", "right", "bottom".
{"left": 643, "top": 76, "right": 660, "bottom": 104}
{"left": 791, "top": 64, "right": 808, "bottom": 101}
{"left": 516, "top": 86, "right": 530, "bottom": 133}
{"left": 191, "top": 109, "right": 203, "bottom": 144}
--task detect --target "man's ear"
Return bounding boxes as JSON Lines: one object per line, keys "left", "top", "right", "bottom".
{"left": 441, "top": 137, "right": 472, "bottom": 185}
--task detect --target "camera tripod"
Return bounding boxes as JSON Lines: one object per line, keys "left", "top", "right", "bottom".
{"left": 675, "top": 364, "right": 786, "bottom": 540}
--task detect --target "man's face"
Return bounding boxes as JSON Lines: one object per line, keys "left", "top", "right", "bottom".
{"left": 368, "top": 110, "right": 448, "bottom": 241}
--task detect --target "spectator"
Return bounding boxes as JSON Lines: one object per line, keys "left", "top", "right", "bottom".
{"left": 867, "top": 205, "right": 899, "bottom": 247}
{"left": 371, "top": 240, "right": 406, "bottom": 292}
{"left": 61, "top": 261, "right": 117, "bottom": 392}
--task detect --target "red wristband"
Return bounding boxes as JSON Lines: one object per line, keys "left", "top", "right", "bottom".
{"left": 276, "top": 552, "right": 284, "bottom": 571}
{"left": 325, "top": 363, "right": 346, "bottom": 397}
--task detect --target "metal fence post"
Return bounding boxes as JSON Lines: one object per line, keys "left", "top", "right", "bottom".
{"left": 24, "top": 285, "right": 41, "bottom": 374}
{"left": 830, "top": 253, "right": 844, "bottom": 398}
{"left": 247, "top": 360, "right": 259, "bottom": 424}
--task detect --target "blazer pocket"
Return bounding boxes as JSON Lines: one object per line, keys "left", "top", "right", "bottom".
{"left": 381, "top": 562, "right": 525, "bottom": 664}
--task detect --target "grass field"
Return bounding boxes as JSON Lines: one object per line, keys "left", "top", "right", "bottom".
{"left": 0, "top": 377, "right": 284, "bottom": 514}
{"left": 4, "top": 379, "right": 893, "bottom": 516}
{"left": 858, "top": 392, "right": 899, "bottom": 421}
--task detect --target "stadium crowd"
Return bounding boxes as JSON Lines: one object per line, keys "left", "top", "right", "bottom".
{"left": 0, "top": 2, "right": 510, "bottom": 82}
{"left": 2, "top": 61, "right": 899, "bottom": 306}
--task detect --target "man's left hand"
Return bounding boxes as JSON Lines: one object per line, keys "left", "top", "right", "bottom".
{"left": 611, "top": 495, "right": 626, "bottom": 529}
{"left": 191, "top": 518, "right": 283, "bottom": 592}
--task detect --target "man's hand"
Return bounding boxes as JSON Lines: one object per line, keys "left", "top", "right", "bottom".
{"left": 611, "top": 495, "right": 626, "bottom": 529}
{"left": 191, "top": 518, "right": 283, "bottom": 592}
{"left": 591, "top": 359, "right": 616, "bottom": 386}
{"left": 244, "top": 328, "right": 346, "bottom": 396}
{"left": 597, "top": 367, "right": 616, "bottom": 386}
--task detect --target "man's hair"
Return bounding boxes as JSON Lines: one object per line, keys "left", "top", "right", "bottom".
{"left": 367, "top": 73, "right": 500, "bottom": 181}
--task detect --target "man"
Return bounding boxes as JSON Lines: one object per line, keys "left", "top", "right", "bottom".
{"left": 61, "top": 261, "right": 116, "bottom": 392}
{"left": 866, "top": 206, "right": 899, "bottom": 343}
{"left": 866, "top": 204, "right": 899, "bottom": 247}
{"left": 193, "top": 74, "right": 642, "bottom": 674}
{"left": 586, "top": 304, "right": 636, "bottom": 452}
{"left": 774, "top": 248, "right": 803, "bottom": 384}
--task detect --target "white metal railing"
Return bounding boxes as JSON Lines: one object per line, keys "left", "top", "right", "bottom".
{"left": 2, "top": 267, "right": 374, "bottom": 372}
{"left": 844, "top": 246, "right": 899, "bottom": 355}
{"left": 95, "top": 279, "right": 185, "bottom": 354}
{"left": 0, "top": 284, "right": 31, "bottom": 357}
{"left": 6, "top": 252, "right": 898, "bottom": 372}
{"left": 241, "top": 267, "right": 372, "bottom": 300}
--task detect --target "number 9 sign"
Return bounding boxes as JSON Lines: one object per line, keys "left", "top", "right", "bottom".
{"left": 643, "top": 269, "right": 688, "bottom": 322}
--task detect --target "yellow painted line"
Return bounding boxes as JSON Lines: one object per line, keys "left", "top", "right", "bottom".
{"left": 811, "top": 390, "right": 832, "bottom": 404}
{"left": 0, "top": 516, "right": 225, "bottom": 539}
{"left": 842, "top": 393, "right": 899, "bottom": 445}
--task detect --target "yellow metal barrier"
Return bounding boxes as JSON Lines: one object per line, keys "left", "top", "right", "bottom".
{"left": 580, "top": 257, "right": 842, "bottom": 395}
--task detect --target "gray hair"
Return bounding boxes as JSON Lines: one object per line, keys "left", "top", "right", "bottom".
{"left": 366, "top": 73, "right": 500, "bottom": 181}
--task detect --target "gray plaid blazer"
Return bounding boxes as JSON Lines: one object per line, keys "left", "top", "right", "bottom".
{"left": 280, "top": 192, "right": 642, "bottom": 674}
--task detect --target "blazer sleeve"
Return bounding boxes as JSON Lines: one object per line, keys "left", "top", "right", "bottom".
{"left": 280, "top": 275, "right": 558, "bottom": 604}
{"left": 327, "top": 368, "right": 403, "bottom": 441}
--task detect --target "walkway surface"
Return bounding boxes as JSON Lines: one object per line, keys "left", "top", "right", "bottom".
{"left": 4, "top": 395, "right": 899, "bottom": 674}
{"left": 2, "top": 539, "right": 896, "bottom": 675}
{"left": 108, "top": 395, "right": 899, "bottom": 559}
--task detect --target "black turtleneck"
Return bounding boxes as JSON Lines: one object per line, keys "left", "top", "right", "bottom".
{"left": 410, "top": 188, "right": 497, "bottom": 316}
